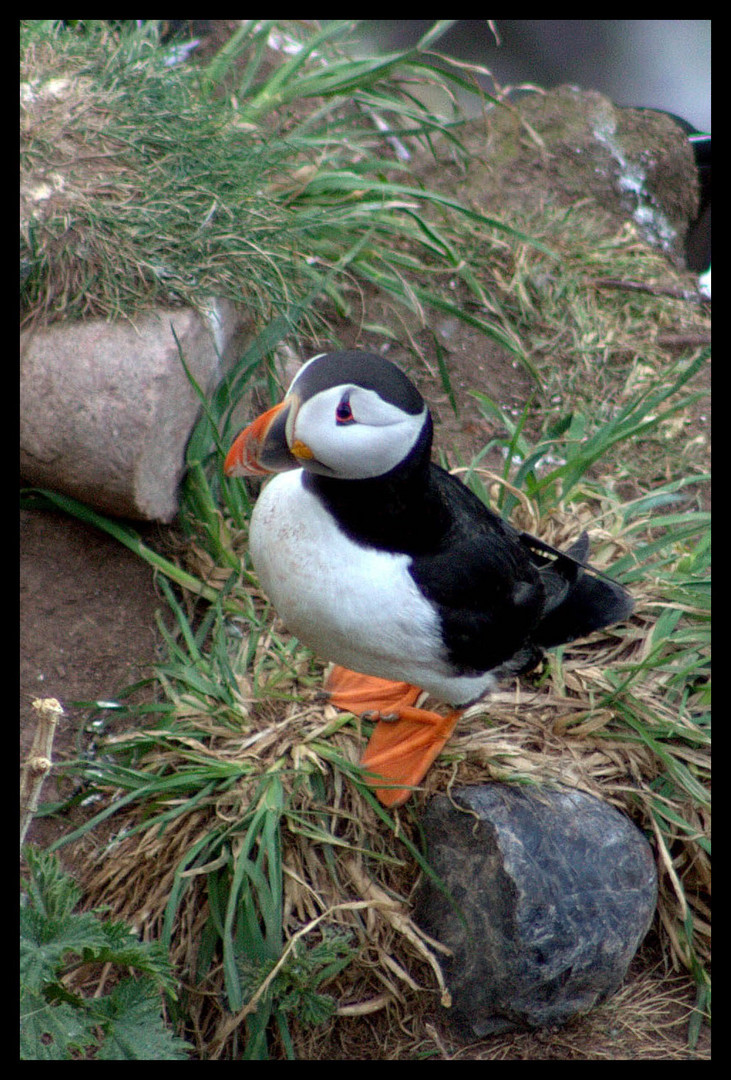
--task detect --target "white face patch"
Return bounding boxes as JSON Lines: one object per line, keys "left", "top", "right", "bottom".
{"left": 292, "top": 383, "right": 427, "bottom": 479}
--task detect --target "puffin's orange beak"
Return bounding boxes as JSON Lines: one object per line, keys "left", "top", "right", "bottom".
{"left": 224, "top": 397, "right": 302, "bottom": 477}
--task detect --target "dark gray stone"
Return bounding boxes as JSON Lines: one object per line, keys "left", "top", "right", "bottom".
{"left": 414, "top": 784, "right": 658, "bottom": 1037}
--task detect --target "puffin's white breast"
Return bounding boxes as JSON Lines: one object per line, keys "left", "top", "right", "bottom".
{"left": 248, "top": 471, "right": 495, "bottom": 706}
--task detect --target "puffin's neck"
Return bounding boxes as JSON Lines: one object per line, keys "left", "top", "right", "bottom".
{"left": 302, "top": 421, "right": 448, "bottom": 555}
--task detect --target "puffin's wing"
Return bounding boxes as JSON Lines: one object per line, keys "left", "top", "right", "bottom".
{"left": 411, "top": 467, "right": 632, "bottom": 674}
{"left": 409, "top": 470, "right": 548, "bottom": 673}
{"left": 409, "top": 524, "right": 545, "bottom": 673}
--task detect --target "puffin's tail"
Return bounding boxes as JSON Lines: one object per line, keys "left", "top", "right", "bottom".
{"left": 528, "top": 531, "right": 635, "bottom": 649}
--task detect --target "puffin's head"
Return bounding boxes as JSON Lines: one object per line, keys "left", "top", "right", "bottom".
{"left": 224, "top": 351, "right": 431, "bottom": 481}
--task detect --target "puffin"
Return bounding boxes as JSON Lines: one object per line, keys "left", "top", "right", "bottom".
{"left": 224, "top": 350, "right": 634, "bottom": 807}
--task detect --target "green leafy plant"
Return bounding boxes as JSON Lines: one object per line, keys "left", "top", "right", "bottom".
{"left": 234, "top": 926, "right": 355, "bottom": 1058}
{"left": 20, "top": 846, "right": 189, "bottom": 1060}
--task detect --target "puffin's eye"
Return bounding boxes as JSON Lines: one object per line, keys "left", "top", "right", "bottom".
{"left": 335, "top": 396, "right": 354, "bottom": 425}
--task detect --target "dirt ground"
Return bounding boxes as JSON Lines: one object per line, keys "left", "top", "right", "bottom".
{"left": 20, "top": 508, "right": 162, "bottom": 850}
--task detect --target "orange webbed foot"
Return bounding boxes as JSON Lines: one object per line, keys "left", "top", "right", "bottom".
{"left": 323, "top": 665, "right": 422, "bottom": 714}
{"left": 323, "top": 665, "right": 461, "bottom": 808}
{"left": 361, "top": 705, "right": 461, "bottom": 807}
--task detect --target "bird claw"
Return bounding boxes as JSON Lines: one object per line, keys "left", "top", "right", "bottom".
{"left": 362, "top": 710, "right": 399, "bottom": 723}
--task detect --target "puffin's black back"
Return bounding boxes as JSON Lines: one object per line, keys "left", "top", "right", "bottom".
{"left": 410, "top": 466, "right": 633, "bottom": 676}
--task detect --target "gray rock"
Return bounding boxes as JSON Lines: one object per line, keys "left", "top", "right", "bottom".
{"left": 414, "top": 784, "right": 658, "bottom": 1037}
{"left": 422, "top": 86, "right": 700, "bottom": 269}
